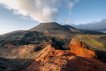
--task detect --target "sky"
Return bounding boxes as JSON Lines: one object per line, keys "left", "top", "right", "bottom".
{"left": 0, "top": 0, "right": 106, "bottom": 34}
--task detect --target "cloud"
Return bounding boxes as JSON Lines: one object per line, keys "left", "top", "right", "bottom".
{"left": 73, "top": 19, "right": 106, "bottom": 31}
{"left": 0, "top": 0, "right": 78, "bottom": 22}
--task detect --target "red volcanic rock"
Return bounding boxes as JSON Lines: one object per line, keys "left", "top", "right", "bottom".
{"left": 23, "top": 44, "right": 75, "bottom": 71}
{"left": 23, "top": 43, "right": 106, "bottom": 71}
{"left": 69, "top": 38, "right": 96, "bottom": 58}
{"left": 63, "top": 57, "right": 106, "bottom": 71}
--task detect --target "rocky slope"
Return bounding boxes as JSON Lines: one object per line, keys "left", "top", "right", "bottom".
{"left": 23, "top": 38, "right": 106, "bottom": 71}
{"left": 0, "top": 37, "right": 106, "bottom": 71}
{"left": 69, "top": 38, "right": 95, "bottom": 58}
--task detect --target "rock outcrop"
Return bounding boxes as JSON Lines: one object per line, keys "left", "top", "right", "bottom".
{"left": 69, "top": 38, "right": 96, "bottom": 58}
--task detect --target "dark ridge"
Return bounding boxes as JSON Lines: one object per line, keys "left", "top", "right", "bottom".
{"left": 63, "top": 25, "right": 78, "bottom": 30}
{"left": 63, "top": 25, "right": 81, "bottom": 33}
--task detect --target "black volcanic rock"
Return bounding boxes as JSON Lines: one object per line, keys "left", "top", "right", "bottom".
{"left": 30, "top": 22, "right": 72, "bottom": 35}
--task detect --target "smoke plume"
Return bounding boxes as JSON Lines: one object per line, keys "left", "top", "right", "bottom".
{"left": 0, "top": 0, "right": 77, "bottom": 22}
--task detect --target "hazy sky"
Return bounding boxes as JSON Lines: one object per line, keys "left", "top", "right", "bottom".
{"left": 0, "top": 0, "right": 106, "bottom": 34}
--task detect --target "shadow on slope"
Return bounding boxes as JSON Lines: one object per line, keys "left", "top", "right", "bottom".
{"left": 95, "top": 51, "right": 106, "bottom": 63}
{"left": 0, "top": 57, "right": 33, "bottom": 71}
{"left": 62, "top": 56, "right": 106, "bottom": 71}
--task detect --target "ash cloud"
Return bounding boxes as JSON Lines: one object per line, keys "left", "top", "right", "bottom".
{"left": 0, "top": 0, "right": 78, "bottom": 22}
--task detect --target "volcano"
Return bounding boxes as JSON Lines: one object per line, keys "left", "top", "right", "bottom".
{"left": 30, "top": 22, "right": 75, "bottom": 35}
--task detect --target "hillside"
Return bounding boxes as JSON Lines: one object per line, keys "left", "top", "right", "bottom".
{"left": 0, "top": 22, "right": 106, "bottom": 71}
{"left": 0, "top": 31, "right": 48, "bottom": 47}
